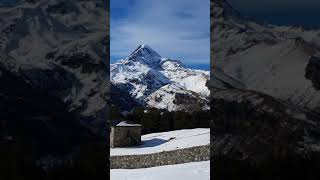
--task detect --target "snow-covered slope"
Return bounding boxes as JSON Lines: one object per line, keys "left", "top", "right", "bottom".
{"left": 111, "top": 161, "right": 210, "bottom": 180}
{"left": 111, "top": 45, "right": 210, "bottom": 111}
{"left": 212, "top": 0, "right": 320, "bottom": 109}
{"left": 147, "top": 84, "right": 209, "bottom": 112}
{"left": 160, "top": 59, "right": 210, "bottom": 96}
{"left": 110, "top": 128, "right": 210, "bottom": 156}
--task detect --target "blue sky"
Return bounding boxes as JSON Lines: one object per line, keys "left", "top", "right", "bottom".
{"left": 228, "top": 0, "right": 320, "bottom": 28}
{"left": 110, "top": 0, "right": 210, "bottom": 68}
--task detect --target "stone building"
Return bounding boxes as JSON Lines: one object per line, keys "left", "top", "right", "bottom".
{"left": 110, "top": 120, "right": 142, "bottom": 147}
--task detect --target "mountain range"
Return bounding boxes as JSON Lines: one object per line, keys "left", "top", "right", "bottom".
{"left": 0, "top": 0, "right": 108, "bottom": 158}
{"left": 211, "top": 0, "right": 320, "bottom": 108}
{"left": 110, "top": 45, "right": 210, "bottom": 112}
{"left": 210, "top": 0, "right": 320, "bottom": 178}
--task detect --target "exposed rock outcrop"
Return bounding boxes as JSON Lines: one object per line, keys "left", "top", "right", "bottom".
{"left": 306, "top": 55, "right": 320, "bottom": 90}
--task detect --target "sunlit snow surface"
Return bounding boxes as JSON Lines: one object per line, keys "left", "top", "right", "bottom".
{"left": 111, "top": 161, "right": 210, "bottom": 180}
{"left": 110, "top": 128, "right": 210, "bottom": 156}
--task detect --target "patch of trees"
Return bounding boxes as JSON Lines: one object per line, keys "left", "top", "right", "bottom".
{"left": 112, "top": 106, "right": 210, "bottom": 135}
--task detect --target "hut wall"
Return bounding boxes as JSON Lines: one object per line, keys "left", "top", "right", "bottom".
{"left": 111, "top": 126, "right": 141, "bottom": 147}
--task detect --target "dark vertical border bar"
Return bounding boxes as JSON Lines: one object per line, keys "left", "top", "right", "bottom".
{"left": 106, "top": 0, "right": 111, "bottom": 179}
{"left": 209, "top": 1, "right": 214, "bottom": 180}
{"left": 0, "top": 0, "right": 110, "bottom": 179}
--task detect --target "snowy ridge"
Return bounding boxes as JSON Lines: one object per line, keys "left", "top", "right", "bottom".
{"left": 147, "top": 83, "right": 209, "bottom": 112}
{"left": 111, "top": 45, "right": 210, "bottom": 111}
{"left": 160, "top": 59, "right": 210, "bottom": 96}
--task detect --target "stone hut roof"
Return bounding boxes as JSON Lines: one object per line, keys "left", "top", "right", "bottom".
{"left": 111, "top": 120, "right": 141, "bottom": 127}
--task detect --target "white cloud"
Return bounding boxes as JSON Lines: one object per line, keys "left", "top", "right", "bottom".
{"left": 111, "top": 0, "right": 210, "bottom": 64}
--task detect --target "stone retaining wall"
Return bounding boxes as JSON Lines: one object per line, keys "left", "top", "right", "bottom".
{"left": 110, "top": 145, "right": 210, "bottom": 169}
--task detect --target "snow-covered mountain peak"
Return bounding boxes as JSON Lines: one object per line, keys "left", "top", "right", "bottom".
{"left": 124, "top": 45, "right": 162, "bottom": 67}
{"left": 111, "top": 45, "right": 210, "bottom": 111}
{"left": 139, "top": 44, "right": 152, "bottom": 50}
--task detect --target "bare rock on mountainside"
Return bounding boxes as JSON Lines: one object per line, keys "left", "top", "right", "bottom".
{"left": 306, "top": 54, "right": 320, "bottom": 90}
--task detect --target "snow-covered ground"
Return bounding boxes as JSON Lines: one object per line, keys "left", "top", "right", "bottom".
{"left": 111, "top": 161, "right": 210, "bottom": 180}
{"left": 110, "top": 128, "right": 210, "bottom": 156}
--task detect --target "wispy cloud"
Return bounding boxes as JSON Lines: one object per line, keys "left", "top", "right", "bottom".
{"left": 110, "top": 0, "right": 210, "bottom": 65}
